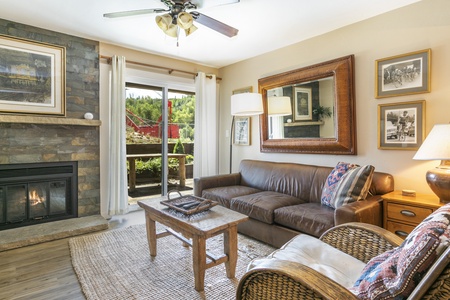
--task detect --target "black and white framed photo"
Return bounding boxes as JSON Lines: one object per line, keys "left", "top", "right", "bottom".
{"left": 233, "top": 116, "right": 250, "bottom": 145}
{"left": 375, "top": 49, "right": 431, "bottom": 98}
{"left": 0, "top": 35, "right": 66, "bottom": 116}
{"left": 378, "top": 100, "right": 425, "bottom": 150}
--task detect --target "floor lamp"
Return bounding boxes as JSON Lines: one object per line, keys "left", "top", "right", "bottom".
{"left": 230, "top": 93, "right": 264, "bottom": 173}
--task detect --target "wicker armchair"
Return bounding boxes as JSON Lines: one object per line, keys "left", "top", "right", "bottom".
{"left": 236, "top": 222, "right": 450, "bottom": 300}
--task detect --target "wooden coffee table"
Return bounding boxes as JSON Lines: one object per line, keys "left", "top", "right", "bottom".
{"left": 137, "top": 198, "right": 249, "bottom": 291}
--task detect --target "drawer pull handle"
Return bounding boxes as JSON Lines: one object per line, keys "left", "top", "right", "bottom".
{"left": 400, "top": 210, "right": 416, "bottom": 217}
{"left": 395, "top": 230, "right": 409, "bottom": 237}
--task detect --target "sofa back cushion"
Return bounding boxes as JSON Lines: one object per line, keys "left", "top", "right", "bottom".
{"left": 239, "top": 160, "right": 332, "bottom": 203}
{"left": 239, "top": 160, "right": 394, "bottom": 204}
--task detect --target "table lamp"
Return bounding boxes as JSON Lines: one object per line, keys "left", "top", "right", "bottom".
{"left": 413, "top": 124, "right": 450, "bottom": 203}
{"left": 230, "top": 93, "right": 263, "bottom": 173}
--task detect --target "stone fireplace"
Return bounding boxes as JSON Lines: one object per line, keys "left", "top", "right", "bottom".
{"left": 0, "top": 18, "right": 101, "bottom": 231}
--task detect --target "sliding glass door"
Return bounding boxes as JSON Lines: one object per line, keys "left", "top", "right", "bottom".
{"left": 125, "top": 83, "right": 195, "bottom": 203}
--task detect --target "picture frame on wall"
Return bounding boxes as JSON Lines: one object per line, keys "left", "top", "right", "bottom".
{"left": 0, "top": 35, "right": 66, "bottom": 116}
{"left": 375, "top": 49, "right": 431, "bottom": 98}
{"left": 377, "top": 100, "right": 425, "bottom": 150}
{"left": 232, "top": 86, "right": 253, "bottom": 95}
{"left": 233, "top": 116, "right": 250, "bottom": 145}
{"left": 293, "top": 86, "right": 312, "bottom": 121}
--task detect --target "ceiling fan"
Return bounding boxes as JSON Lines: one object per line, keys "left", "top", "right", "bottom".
{"left": 103, "top": 0, "right": 239, "bottom": 39}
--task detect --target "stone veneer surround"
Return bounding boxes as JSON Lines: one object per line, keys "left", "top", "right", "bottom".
{"left": 0, "top": 19, "right": 101, "bottom": 217}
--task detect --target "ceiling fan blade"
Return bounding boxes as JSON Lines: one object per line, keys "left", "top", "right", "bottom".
{"left": 103, "top": 8, "right": 168, "bottom": 18}
{"left": 194, "top": 0, "right": 239, "bottom": 9}
{"left": 191, "top": 12, "right": 238, "bottom": 37}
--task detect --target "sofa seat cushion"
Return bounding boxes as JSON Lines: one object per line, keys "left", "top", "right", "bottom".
{"left": 202, "top": 186, "right": 261, "bottom": 208}
{"left": 274, "top": 203, "right": 335, "bottom": 237}
{"left": 230, "top": 191, "right": 305, "bottom": 224}
{"left": 248, "top": 234, "right": 366, "bottom": 289}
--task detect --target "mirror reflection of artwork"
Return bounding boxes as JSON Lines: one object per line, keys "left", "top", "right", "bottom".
{"left": 233, "top": 117, "right": 250, "bottom": 145}
{"left": 293, "top": 87, "right": 312, "bottom": 121}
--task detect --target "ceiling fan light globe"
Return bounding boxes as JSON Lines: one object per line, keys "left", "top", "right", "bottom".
{"left": 164, "top": 24, "right": 178, "bottom": 37}
{"left": 185, "top": 24, "right": 198, "bottom": 36}
{"left": 155, "top": 14, "right": 173, "bottom": 31}
{"left": 177, "top": 12, "right": 194, "bottom": 29}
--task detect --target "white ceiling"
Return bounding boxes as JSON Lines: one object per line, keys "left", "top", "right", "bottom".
{"left": 0, "top": 0, "right": 420, "bottom": 68}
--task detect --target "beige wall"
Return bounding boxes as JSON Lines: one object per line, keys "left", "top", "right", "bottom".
{"left": 218, "top": 0, "right": 450, "bottom": 194}
{"left": 100, "top": 43, "right": 219, "bottom": 77}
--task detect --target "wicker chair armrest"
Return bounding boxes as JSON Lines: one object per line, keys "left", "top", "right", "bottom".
{"left": 236, "top": 259, "right": 358, "bottom": 300}
{"left": 319, "top": 222, "right": 404, "bottom": 263}
{"left": 193, "top": 173, "right": 241, "bottom": 197}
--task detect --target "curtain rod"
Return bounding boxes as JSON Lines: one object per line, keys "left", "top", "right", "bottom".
{"left": 99, "top": 55, "right": 221, "bottom": 81}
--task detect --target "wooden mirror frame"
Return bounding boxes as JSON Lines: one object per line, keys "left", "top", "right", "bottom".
{"left": 258, "top": 55, "right": 356, "bottom": 154}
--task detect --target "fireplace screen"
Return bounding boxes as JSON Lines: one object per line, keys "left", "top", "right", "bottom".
{"left": 0, "top": 162, "right": 78, "bottom": 230}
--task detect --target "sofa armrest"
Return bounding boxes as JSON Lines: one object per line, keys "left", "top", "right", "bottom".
{"left": 334, "top": 195, "right": 383, "bottom": 227}
{"left": 320, "top": 222, "right": 403, "bottom": 263}
{"left": 193, "top": 173, "right": 241, "bottom": 197}
{"left": 237, "top": 259, "right": 358, "bottom": 300}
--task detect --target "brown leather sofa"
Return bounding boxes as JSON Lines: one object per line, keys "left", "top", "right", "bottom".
{"left": 194, "top": 159, "right": 394, "bottom": 248}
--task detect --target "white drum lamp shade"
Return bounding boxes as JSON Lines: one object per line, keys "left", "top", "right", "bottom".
{"left": 268, "top": 96, "right": 291, "bottom": 116}
{"left": 231, "top": 93, "right": 264, "bottom": 116}
{"left": 413, "top": 124, "right": 450, "bottom": 202}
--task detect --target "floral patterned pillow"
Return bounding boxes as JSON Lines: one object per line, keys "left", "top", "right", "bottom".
{"left": 350, "top": 204, "right": 450, "bottom": 299}
{"left": 321, "top": 162, "right": 357, "bottom": 207}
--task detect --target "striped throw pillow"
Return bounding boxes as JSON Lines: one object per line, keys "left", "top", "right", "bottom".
{"left": 321, "top": 162, "right": 358, "bottom": 208}
{"left": 328, "top": 164, "right": 375, "bottom": 209}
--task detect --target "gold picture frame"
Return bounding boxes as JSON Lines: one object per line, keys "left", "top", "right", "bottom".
{"left": 377, "top": 100, "right": 426, "bottom": 150}
{"left": 232, "top": 86, "right": 253, "bottom": 95}
{"left": 375, "top": 49, "right": 431, "bottom": 99}
{"left": 0, "top": 35, "right": 66, "bottom": 116}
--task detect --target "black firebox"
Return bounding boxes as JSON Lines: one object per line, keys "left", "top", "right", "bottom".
{"left": 0, "top": 161, "right": 78, "bottom": 231}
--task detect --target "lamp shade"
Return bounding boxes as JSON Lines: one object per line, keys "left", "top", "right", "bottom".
{"left": 155, "top": 14, "right": 173, "bottom": 31}
{"left": 413, "top": 123, "right": 450, "bottom": 203}
{"left": 177, "top": 12, "right": 194, "bottom": 29}
{"left": 155, "top": 14, "right": 178, "bottom": 37}
{"left": 413, "top": 124, "right": 450, "bottom": 160}
{"left": 268, "top": 96, "right": 291, "bottom": 116}
{"left": 231, "top": 93, "right": 263, "bottom": 116}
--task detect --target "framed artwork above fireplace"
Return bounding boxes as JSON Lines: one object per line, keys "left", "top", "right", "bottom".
{"left": 0, "top": 35, "right": 66, "bottom": 116}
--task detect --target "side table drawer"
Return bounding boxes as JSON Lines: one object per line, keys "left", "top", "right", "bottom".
{"left": 386, "top": 221, "right": 415, "bottom": 238}
{"left": 386, "top": 203, "right": 433, "bottom": 223}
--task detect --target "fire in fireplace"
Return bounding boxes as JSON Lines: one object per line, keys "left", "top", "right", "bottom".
{"left": 0, "top": 161, "right": 78, "bottom": 231}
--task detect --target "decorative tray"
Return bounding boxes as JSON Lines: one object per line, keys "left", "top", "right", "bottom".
{"left": 160, "top": 190, "right": 218, "bottom": 215}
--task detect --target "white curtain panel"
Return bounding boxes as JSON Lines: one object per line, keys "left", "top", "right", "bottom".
{"left": 107, "top": 55, "right": 128, "bottom": 216}
{"left": 271, "top": 116, "right": 285, "bottom": 139}
{"left": 194, "top": 72, "right": 219, "bottom": 177}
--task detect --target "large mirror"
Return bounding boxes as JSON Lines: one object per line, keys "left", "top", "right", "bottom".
{"left": 258, "top": 55, "right": 356, "bottom": 154}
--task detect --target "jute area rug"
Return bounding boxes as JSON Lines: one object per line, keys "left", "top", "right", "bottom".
{"left": 69, "top": 223, "right": 276, "bottom": 300}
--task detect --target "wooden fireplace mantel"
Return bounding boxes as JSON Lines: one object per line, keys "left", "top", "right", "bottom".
{"left": 0, "top": 115, "right": 101, "bottom": 127}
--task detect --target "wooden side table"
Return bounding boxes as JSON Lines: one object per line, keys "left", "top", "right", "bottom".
{"left": 382, "top": 191, "right": 442, "bottom": 239}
